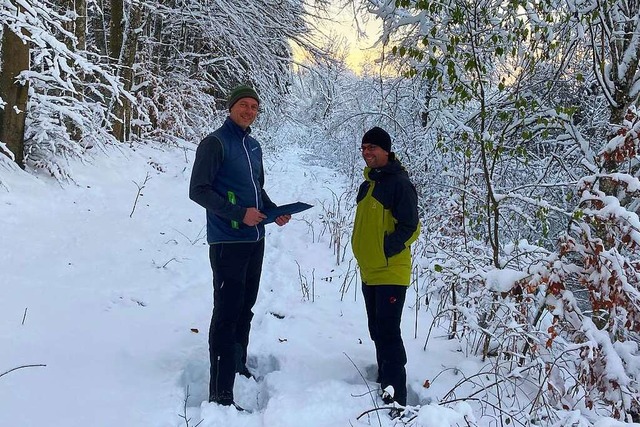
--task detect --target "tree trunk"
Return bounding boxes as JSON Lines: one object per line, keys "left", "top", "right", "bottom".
{"left": 606, "top": 3, "right": 640, "bottom": 128}
{"left": 90, "top": 0, "right": 108, "bottom": 56}
{"left": 111, "top": 2, "right": 142, "bottom": 142}
{"left": 60, "top": 0, "right": 87, "bottom": 142}
{"left": 61, "top": 0, "right": 86, "bottom": 51}
{"left": 0, "top": 23, "right": 30, "bottom": 167}
{"left": 75, "top": 0, "right": 87, "bottom": 51}
{"left": 109, "top": 0, "right": 123, "bottom": 64}
{"left": 598, "top": 4, "right": 640, "bottom": 189}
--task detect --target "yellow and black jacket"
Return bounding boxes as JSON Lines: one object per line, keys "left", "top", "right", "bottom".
{"left": 351, "top": 159, "right": 420, "bottom": 286}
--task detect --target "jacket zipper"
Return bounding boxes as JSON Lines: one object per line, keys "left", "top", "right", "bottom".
{"left": 215, "top": 355, "right": 221, "bottom": 400}
{"left": 241, "top": 135, "right": 260, "bottom": 241}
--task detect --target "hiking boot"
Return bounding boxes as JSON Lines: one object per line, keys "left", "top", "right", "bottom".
{"left": 234, "top": 344, "right": 254, "bottom": 379}
{"left": 237, "top": 364, "right": 254, "bottom": 379}
{"left": 388, "top": 408, "right": 403, "bottom": 420}
{"left": 231, "top": 402, "right": 249, "bottom": 412}
{"left": 380, "top": 390, "right": 394, "bottom": 405}
{"left": 209, "top": 391, "right": 234, "bottom": 406}
{"left": 209, "top": 394, "right": 250, "bottom": 412}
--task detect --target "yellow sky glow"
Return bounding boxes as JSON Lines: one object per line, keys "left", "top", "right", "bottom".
{"left": 293, "top": 9, "right": 383, "bottom": 74}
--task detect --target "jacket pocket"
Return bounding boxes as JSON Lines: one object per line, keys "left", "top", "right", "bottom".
{"left": 354, "top": 226, "right": 387, "bottom": 270}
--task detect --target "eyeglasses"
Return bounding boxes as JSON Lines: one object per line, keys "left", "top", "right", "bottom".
{"left": 360, "top": 145, "right": 380, "bottom": 152}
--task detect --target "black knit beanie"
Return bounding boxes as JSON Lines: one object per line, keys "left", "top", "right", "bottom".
{"left": 227, "top": 85, "right": 260, "bottom": 110}
{"left": 362, "top": 127, "right": 392, "bottom": 153}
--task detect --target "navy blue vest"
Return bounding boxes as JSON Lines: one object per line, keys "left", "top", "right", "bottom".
{"left": 206, "top": 118, "right": 266, "bottom": 243}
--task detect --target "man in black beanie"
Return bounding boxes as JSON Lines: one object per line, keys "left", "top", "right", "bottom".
{"left": 351, "top": 126, "right": 420, "bottom": 418}
{"left": 362, "top": 126, "right": 392, "bottom": 153}
{"left": 189, "top": 84, "right": 291, "bottom": 410}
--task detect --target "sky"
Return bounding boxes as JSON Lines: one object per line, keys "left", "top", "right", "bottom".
{"left": 330, "top": 7, "right": 382, "bottom": 71}
{"left": 1, "top": 139, "right": 638, "bottom": 427}
{"left": 292, "top": 4, "right": 383, "bottom": 73}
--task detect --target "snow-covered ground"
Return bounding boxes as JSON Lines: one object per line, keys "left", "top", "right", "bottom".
{"left": 0, "top": 143, "right": 635, "bottom": 427}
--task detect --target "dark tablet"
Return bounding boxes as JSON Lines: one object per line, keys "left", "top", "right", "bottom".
{"left": 263, "top": 202, "right": 313, "bottom": 224}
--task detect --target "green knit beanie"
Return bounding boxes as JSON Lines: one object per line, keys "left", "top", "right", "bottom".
{"left": 227, "top": 85, "right": 260, "bottom": 110}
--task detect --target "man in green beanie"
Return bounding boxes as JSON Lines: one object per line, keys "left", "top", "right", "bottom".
{"left": 189, "top": 84, "right": 291, "bottom": 410}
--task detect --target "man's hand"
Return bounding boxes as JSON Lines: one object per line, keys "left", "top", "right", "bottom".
{"left": 275, "top": 214, "right": 291, "bottom": 226}
{"left": 243, "top": 207, "right": 266, "bottom": 226}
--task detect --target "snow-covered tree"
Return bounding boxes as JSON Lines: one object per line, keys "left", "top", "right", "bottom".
{"left": 126, "top": 0, "right": 313, "bottom": 145}
{"left": 0, "top": 0, "right": 124, "bottom": 178}
{"left": 0, "top": 4, "right": 29, "bottom": 167}
{"left": 0, "top": 0, "right": 318, "bottom": 178}
{"left": 354, "top": 0, "right": 640, "bottom": 422}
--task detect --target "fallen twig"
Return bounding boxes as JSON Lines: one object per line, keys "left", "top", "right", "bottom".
{"left": 0, "top": 364, "right": 46, "bottom": 379}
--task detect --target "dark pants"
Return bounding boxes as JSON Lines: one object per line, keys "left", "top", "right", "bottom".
{"left": 208, "top": 240, "right": 264, "bottom": 403}
{"left": 362, "top": 283, "right": 408, "bottom": 406}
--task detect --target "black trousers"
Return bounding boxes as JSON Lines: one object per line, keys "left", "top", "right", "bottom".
{"left": 362, "top": 283, "right": 408, "bottom": 406}
{"left": 208, "top": 239, "right": 264, "bottom": 402}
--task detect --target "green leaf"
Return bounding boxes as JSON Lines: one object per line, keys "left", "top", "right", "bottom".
{"left": 452, "top": 6, "right": 464, "bottom": 23}
{"left": 464, "top": 59, "right": 476, "bottom": 71}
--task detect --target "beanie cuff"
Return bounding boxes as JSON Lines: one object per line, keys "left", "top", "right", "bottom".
{"left": 227, "top": 85, "right": 260, "bottom": 109}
